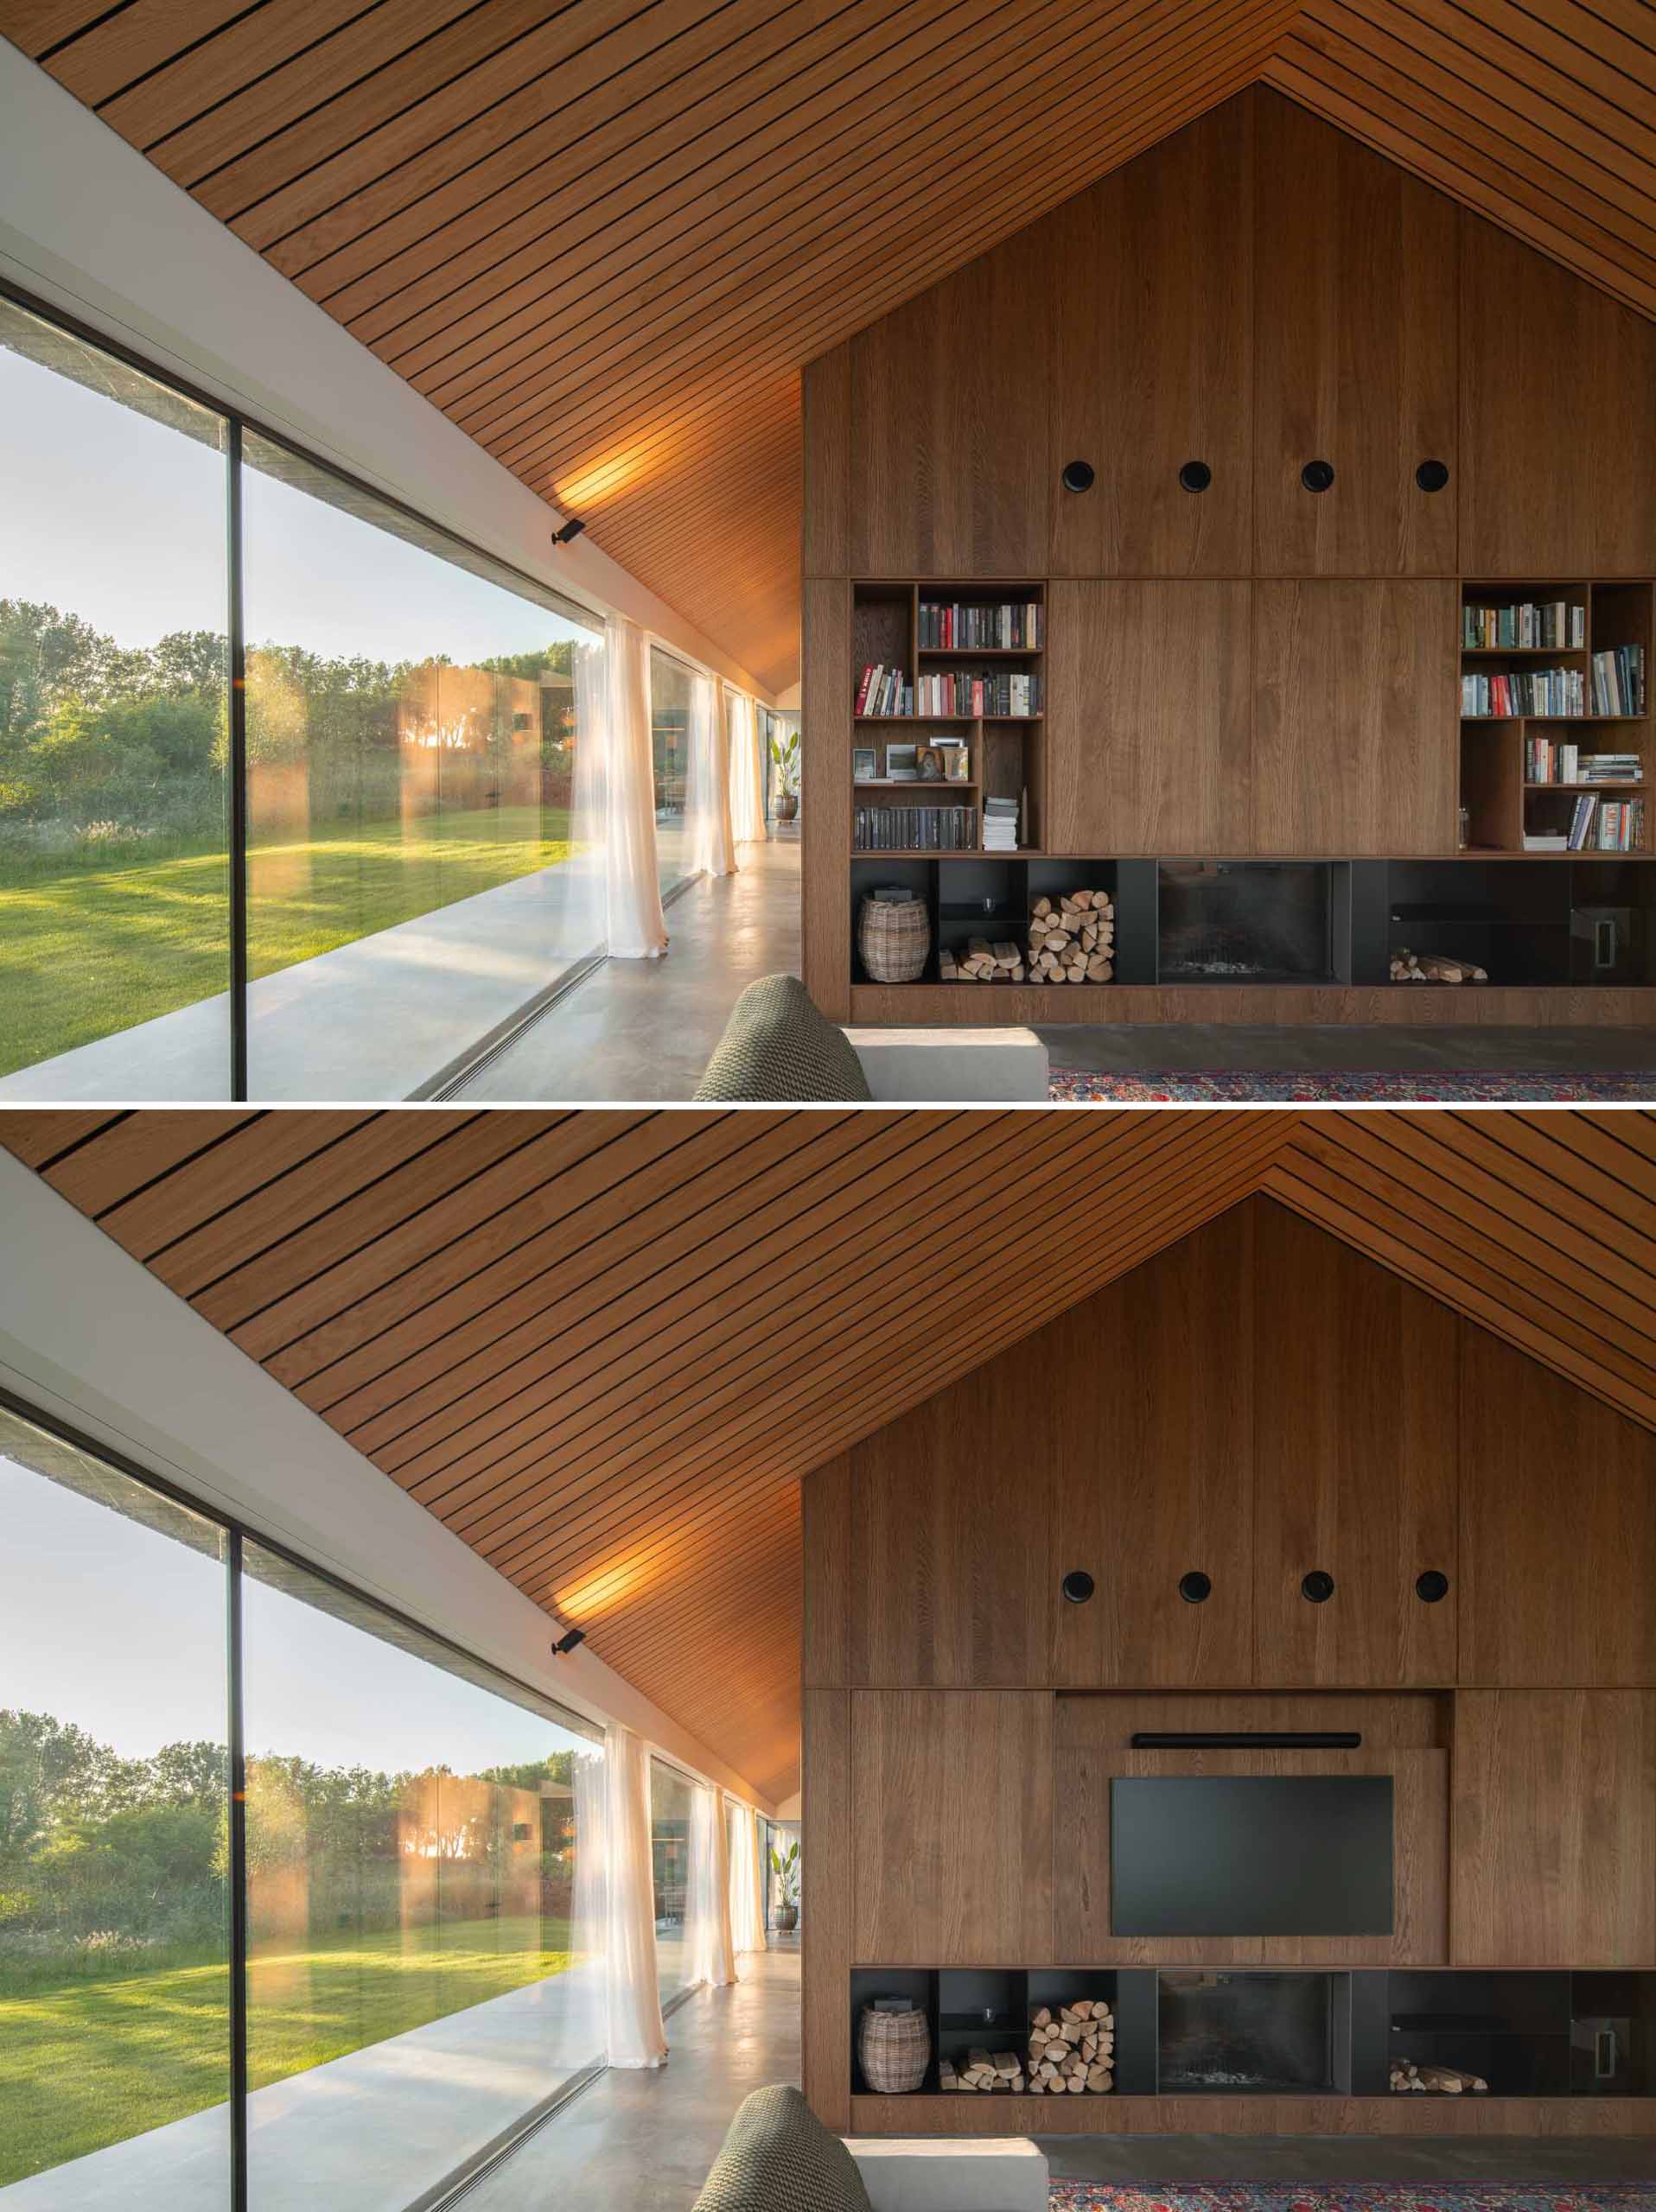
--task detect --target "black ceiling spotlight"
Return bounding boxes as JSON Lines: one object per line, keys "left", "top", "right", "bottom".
{"left": 1060, "top": 1568, "right": 1096, "bottom": 1605}
{"left": 1415, "top": 1569, "right": 1450, "bottom": 1604}
{"left": 1060, "top": 459, "right": 1096, "bottom": 493}
{"left": 1301, "top": 1569, "right": 1336, "bottom": 1604}
{"left": 551, "top": 518, "right": 587, "bottom": 546}
{"left": 1178, "top": 1569, "right": 1212, "bottom": 1605}
{"left": 1301, "top": 459, "right": 1335, "bottom": 493}
{"left": 1178, "top": 460, "right": 1213, "bottom": 494}
{"left": 1416, "top": 459, "right": 1450, "bottom": 493}
{"left": 551, "top": 1627, "right": 586, "bottom": 1656}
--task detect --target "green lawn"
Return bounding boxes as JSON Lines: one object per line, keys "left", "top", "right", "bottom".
{"left": 0, "top": 806, "right": 576, "bottom": 1077}
{"left": 0, "top": 1915, "right": 579, "bottom": 2186}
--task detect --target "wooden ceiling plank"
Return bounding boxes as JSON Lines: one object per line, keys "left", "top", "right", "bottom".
{"left": 7, "top": 0, "right": 125, "bottom": 54}
{"left": 35, "top": 1110, "right": 258, "bottom": 1215}
{"left": 97, "top": 1109, "right": 381, "bottom": 1263}
{"left": 0, "top": 1110, "right": 125, "bottom": 1171}
{"left": 44, "top": 0, "right": 258, "bottom": 108}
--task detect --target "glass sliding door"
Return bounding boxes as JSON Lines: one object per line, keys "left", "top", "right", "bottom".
{"left": 0, "top": 1406, "right": 231, "bottom": 2200}
{"left": 649, "top": 1760, "right": 694, "bottom": 2006}
{"left": 648, "top": 646, "right": 694, "bottom": 900}
{"left": 239, "top": 1545, "right": 603, "bottom": 2212}
{"left": 239, "top": 437, "right": 602, "bottom": 1098}
{"left": 0, "top": 298, "right": 232, "bottom": 1099}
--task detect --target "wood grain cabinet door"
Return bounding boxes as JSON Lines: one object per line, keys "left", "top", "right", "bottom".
{"left": 1253, "top": 92, "right": 1457, "bottom": 576}
{"left": 849, "top": 232, "right": 1049, "bottom": 576}
{"left": 1252, "top": 1201, "right": 1458, "bottom": 1685}
{"left": 1453, "top": 1692, "right": 1656, "bottom": 1966}
{"left": 850, "top": 1690, "right": 1054, "bottom": 1964}
{"left": 1252, "top": 580, "right": 1458, "bottom": 855}
{"left": 1459, "top": 1327, "right": 1656, "bottom": 1687}
{"left": 1046, "top": 582, "right": 1252, "bottom": 854}
{"left": 1461, "top": 215, "right": 1656, "bottom": 575}
{"left": 1048, "top": 1206, "right": 1254, "bottom": 1688}
{"left": 1047, "top": 95, "right": 1252, "bottom": 578}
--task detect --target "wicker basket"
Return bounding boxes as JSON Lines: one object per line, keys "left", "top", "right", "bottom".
{"left": 858, "top": 2003, "right": 931, "bottom": 2094}
{"left": 857, "top": 893, "right": 930, "bottom": 983}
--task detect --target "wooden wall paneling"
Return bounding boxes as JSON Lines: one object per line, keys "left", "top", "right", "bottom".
{"left": 850, "top": 2091, "right": 1656, "bottom": 2135}
{"left": 849, "top": 231, "right": 1051, "bottom": 575}
{"left": 1460, "top": 214, "right": 1656, "bottom": 575}
{"left": 1253, "top": 88, "right": 1457, "bottom": 575}
{"left": 1053, "top": 1715, "right": 1449, "bottom": 1964}
{"left": 1047, "top": 95, "right": 1254, "bottom": 576}
{"left": 802, "top": 343, "right": 851, "bottom": 576}
{"left": 1252, "top": 1198, "right": 1458, "bottom": 1685}
{"left": 802, "top": 1686, "right": 853, "bottom": 2128}
{"left": 1046, "top": 581, "right": 1252, "bottom": 853}
{"left": 846, "top": 1351, "right": 1054, "bottom": 1688}
{"left": 1452, "top": 1690, "right": 1656, "bottom": 1966}
{"left": 802, "top": 1458, "right": 851, "bottom": 1688}
{"left": 802, "top": 575, "right": 852, "bottom": 1019}
{"left": 1048, "top": 1205, "right": 1256, "bottom": 1688}
{"left": 1458, "top": 1326, "right": 1656, "bottom": 1688}
{"left": 850, "top": 1689, "right": 1054, "bottom": 1964}
{"left": 1252, "top": 579, "right": 1458, "bottom": 853}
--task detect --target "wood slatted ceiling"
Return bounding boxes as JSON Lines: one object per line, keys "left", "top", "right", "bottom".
{"left": 3, "top": 1106, "right": 1653, "bottom": 1796}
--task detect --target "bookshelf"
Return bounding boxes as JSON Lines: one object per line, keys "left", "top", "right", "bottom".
{"left": 1457, "top": 580, "right": 1650, "bottom": 857}
{"left": 851, "top": 581, "right": 1046, "bottom": 856}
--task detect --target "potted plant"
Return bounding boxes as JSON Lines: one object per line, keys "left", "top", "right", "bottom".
{"left": 769, "top": 726, "right": 800, "bottom": 822}
{"left": 769, "top": 1837, "right": 799, "bottom": 1930}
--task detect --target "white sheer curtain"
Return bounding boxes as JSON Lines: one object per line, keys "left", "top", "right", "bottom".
{"left": 598, "top": 613, "right": 668, "bottom": 957}
{"left": 729, "top": 1800, "right": 767, "bottom": 1963}
{"left": 688, "top": 668, "right": 734, "bottom": 877}
{"left": 687, "top": 1782, "right": 736, "bottom": 1988}
{"left": 566, "top": 1745, "right": 609, "bottom": 2059}
{"left": 551, "top": 635, "right": 610, "bottom": 963}
{"left": 602, "top": 1723, "right": 667, "bottom": 2067}
{"left": 727, "top": 687, "right": 767, "bottom": 845}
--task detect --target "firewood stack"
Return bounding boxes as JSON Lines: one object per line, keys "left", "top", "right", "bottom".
{"left": 1390, "top": 2061, "right": 1488, "bottom": 2094}
{"left": 1390, "top": 947, "right": 1489, "bottom": 983}
{"left": 1027, "top": 892, "right": 1114, "bottom": 983}
{"left": 939, "top": 938, "right": 1025, "bottom": 982}
{"left": 1026, "top": 1999, "right": 1115, "bottom": 2094}
{"left": 939, "top": 2049, "right": 1025, "bottom": 2093}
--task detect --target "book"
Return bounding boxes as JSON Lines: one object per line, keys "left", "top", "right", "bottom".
{"left": 1462, "top": 599, "right": 1583, "bottom": 650}
{"left": 1590, "top": 645, "right": 1647, "bottom": 716}
{"left": 852, "top": 804, "right": 978, "bottom": 852}
{"left": 917, "top": 599, "right": 1042, "bottom": 650}
{"left": 1462, "top": 668, "right": 1584, "bottom": 716}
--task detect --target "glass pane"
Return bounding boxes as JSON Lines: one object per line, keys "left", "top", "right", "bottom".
{"left": 649, "top": 646, "right": 693, "bottom": 899}
{"left": 240, "top": 435, "right": 603, "bottom": 1098}
{"left": 650, "top": 1761, "right": 694, "bottom": 2005}
{"left": 0, "top": 1408, "right": 231, "bottom": 2198}
{"left": 240, "top": 1543, "right": 602, "bottom": 2212}
{"left": 0, "top": 299, "right": 232, "bottom": 1100}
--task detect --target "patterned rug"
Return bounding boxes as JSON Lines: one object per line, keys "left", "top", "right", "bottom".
{"left": 1049, "top": 2187, "right": 1656, "bottom": 2211}
{"left": 1048, "top": 1069, "right": 1656, "bottom": 1103}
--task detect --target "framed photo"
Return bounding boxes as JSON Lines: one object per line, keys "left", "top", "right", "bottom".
{"left": 852, "top": 746, "right": 876, "bottom": 780}
{"left": 885, "top": 742, "right": 918, "bottom": 782}
{"left": 916, "top": 744, "right": 946, "bottom": 782}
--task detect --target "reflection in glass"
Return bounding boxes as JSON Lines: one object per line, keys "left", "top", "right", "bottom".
{"left": 240, "top": 435, "right": 603, "bottom": 1097}
{"left": 240, "top": 1545, "right": 603, "bottom": 2212}
{"left": 0, "top": 299, "right": 231, "bottom": 1096}
{"left": 650, "top": 1760, "right": 695, "bottom": 2005}
{"left": 0, "top": 1409, "right": 230, "bottom": 2196}
{"left": 649, "top": 646, "right": 694, "bottom": 899}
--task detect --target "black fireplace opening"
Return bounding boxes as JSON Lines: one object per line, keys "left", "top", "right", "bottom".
{"left": 1157, "top": 1971, "right": 1343, "bottom": 2094}
{"left": 1157, "top": 862, "right": 1343, "bottom": 984}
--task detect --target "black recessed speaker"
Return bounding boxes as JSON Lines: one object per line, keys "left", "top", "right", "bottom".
{"left": 1302, "top": 459, "right": 1335, "bottom": 493}
{"left": 1179, "top": 1569, "right": 1212, "bottom": 1605}
{"left": 1301, "top": 1569, "right": 1336, "bottom": 1604}
{"left": 1178, "top": 460, "right": 1212, "bottom": 493}
{"left": 1061, "top": 459, "right": 1096, "bottom": 493}
{"left": 1416, "top": 1569, "right": 1450, "bottom": 1604}
{"left": 1416, "top": 459, "right": 1450, "bottom": 493}
{"left": 1061, "top": 1568, "right": 1096, "bottom": 1605}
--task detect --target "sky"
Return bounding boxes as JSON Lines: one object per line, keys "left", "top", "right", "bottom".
{"left": 0, "top": 344, "right": 582, "bottom": 668}
{"left": 0, "top": 1455, "right": 583, "bottom": 1773}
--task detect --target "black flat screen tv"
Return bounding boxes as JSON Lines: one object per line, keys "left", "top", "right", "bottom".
{"left": 1110, "top": 1776, "right": 1394, "bottom": 1936}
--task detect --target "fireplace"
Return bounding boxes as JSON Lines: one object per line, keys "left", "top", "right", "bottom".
{"left": 1158, "top": 862, "right": 1341, "bottom": 983}
{"left": 1157, "top": 1972, "right": 1341, "bottom": 2094}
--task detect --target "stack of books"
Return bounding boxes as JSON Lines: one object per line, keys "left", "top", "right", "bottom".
{"left": 855, "top": 665, "right": 912, "bottom": 716}
{"left": 916, "top": 671, "right": 1041, "bottom": 716}
{"left": 1527, "top": 738, "right": 1644, "bottom": 784}
{"left": 982, "top": 796, "right": 1020, "bottom": 852}
{"left": 1462, "top": 667, "right": 1585, "bottom": 716}
{"left": 1463, "top": 600, "right": 1583, "bottom": 649}
{"left": 853, "top": 804, "right": 976, "bottom": 852}
{"left": 1590, "top": 644, "right": 1646, "bottom": 716}
{"left": 919, "top": 600, "right": 1041, "bottom": 649}
{"left": 1566, "top": 795, "right": 1646, "bottom": 851}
